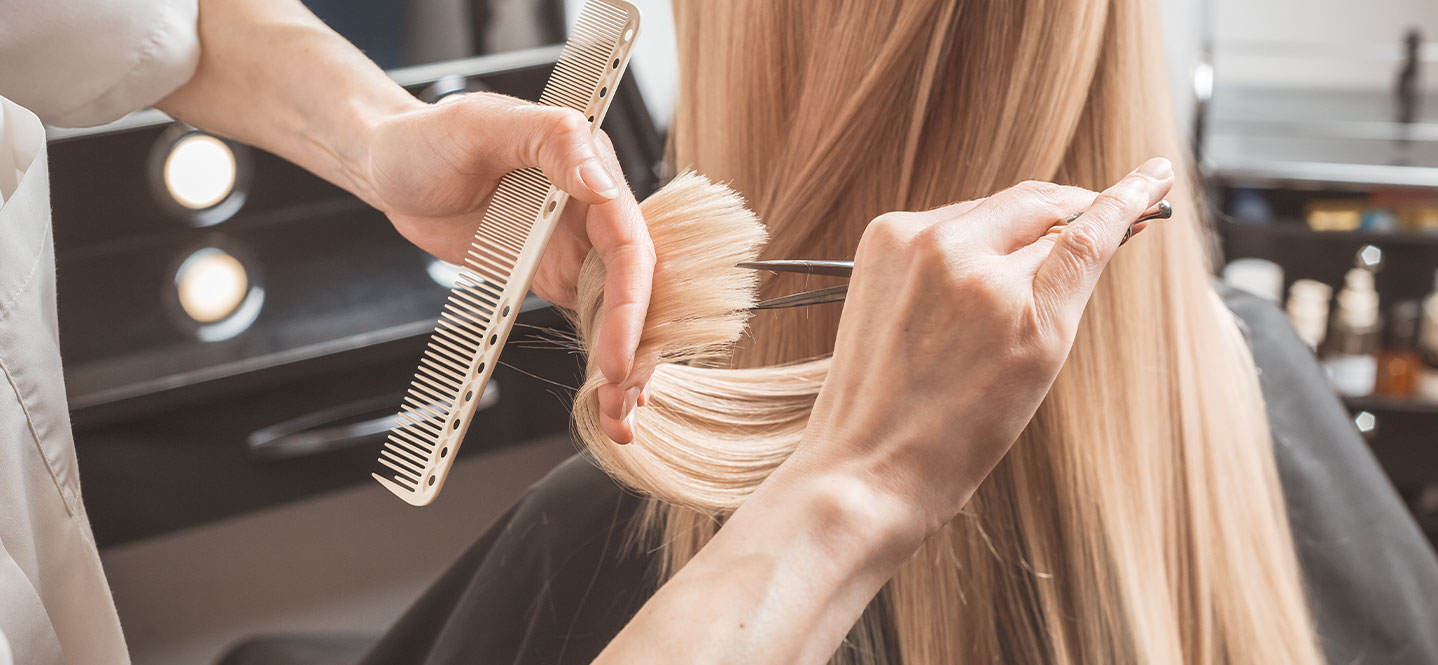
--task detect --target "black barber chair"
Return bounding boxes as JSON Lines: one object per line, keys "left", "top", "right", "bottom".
{"left": 218, "top": 635, "right": 375, "bottom": 665}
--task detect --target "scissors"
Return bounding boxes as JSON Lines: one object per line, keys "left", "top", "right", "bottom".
{"left": 738, "top": 200, "right": 1172, "bottom": 310}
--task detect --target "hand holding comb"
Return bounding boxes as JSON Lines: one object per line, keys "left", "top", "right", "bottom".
{"left": 374, "top": 0, "right": 642, "bottom": 505}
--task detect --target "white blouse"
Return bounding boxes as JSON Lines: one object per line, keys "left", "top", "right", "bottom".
{"left": 0, "top": 2, "right": 198, "bottom": 664}
{"left": 0, "top": 0, "right": 200, "bottom": 128}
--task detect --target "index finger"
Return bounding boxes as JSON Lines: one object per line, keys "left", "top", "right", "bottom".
{"left": 579, "top": 145, "right": 656, "bottom": 390}
{"left": 967, "top": 182, "right": 1100, "bottom": 252}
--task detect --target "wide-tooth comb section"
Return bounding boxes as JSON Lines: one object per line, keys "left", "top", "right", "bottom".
{"left": 374, "top": 0, "right": 640, "bottom": 506}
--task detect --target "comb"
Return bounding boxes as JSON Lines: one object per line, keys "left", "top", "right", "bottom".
{"left": 373, "top": 0, "right": 641, "bottom": 505}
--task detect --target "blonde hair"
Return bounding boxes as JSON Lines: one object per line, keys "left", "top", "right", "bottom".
{"left": 570, "top": 1, "right": 1324, "bottom": 663}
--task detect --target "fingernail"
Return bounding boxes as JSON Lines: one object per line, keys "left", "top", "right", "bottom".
{"left": 579, "top": 159, "right": 618, "bottom": 199}
{"left": 638, "top": 385, "right": 650, "bottom": 408}
{"left": 624, "top": 410, "right": 637, "bottom": 437}
{"left": 1138, "top": 157, "right": 1173, "bottom": 181}
{"left": 623, "top": 386, "right": 641, "bottom": 418}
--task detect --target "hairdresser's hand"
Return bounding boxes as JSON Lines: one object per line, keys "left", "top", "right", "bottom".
{"left": 793, "top": 158, "right": 1174, "bottom": 534}
{"left": 361, "top": 93, "right": 656, "bottom": 420}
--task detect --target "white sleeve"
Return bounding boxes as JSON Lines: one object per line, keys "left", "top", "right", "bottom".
{"left": 0, "top": 0, "right": 200, "bottom": 128}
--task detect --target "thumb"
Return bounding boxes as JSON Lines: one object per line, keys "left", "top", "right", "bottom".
{"left": 456, "top": 93, "right": 619, "bottom": 204}
{"left": 1031, "top": 158, "right": 1173, "bottom": 326}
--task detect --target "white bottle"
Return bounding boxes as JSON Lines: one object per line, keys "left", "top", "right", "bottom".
{"left": 1323, "top": 268, "right": 1382, "bottom": 398}
{"left": 1224, "top": 258, "right": 1284, "bottom": 303}
{"left": 1286, "top": 279, "right": 1333, "bottom": 351}
{"left": 1418, "top": 270, "right": 1438, "bottom": 402}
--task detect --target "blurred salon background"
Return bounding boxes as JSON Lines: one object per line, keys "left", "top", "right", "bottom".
{"left": 42, "top": 0, "right": 1435, "bottom": 663}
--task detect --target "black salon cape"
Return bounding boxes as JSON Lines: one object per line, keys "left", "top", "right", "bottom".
{"left": 356, "top": 288, "right": 1438, "bottom": 665}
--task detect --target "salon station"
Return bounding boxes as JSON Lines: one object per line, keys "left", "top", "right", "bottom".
{"left": 1, "top": 0, "right": 1436, "bottom": 664}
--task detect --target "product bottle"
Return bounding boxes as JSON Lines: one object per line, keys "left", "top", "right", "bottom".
{"left": 1224, "top": 258, "right": 1284, "bottom": 303}
{"left": 1375, "top": 300, "right": 1421, "bottom": 397}
{"left": 1306, "top": 200, "right": 1364, "bottom": 231}
{"left": 1286, "top": 279, "right": 1332, "bottom": 351}
{"left": 1323, "top": 267, "right": 1382, "bottom": 397}
{"left": 1418, "top": 270, "right": 1438, "bottom": 402}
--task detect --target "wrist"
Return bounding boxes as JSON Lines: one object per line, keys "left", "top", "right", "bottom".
{"left": 327, "top": 84, "right": 425, "bottom": 209}
{"left": 760, "top": 459, "right": 931, "bottom": 571}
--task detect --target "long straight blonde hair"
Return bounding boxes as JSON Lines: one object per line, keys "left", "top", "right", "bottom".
{"left": 569, "top": 1, "right": 1324, "bottom": 662}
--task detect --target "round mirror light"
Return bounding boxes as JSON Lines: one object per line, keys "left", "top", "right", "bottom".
{"left": 176, "top": 248, "right": 248, "bottom": 323}
{"left": 150, "top": 126, "right": 251, "bottom": 226}
{"left": 170, "top": 245, "right": 264, "bottom": 341}
{"left": 427, "top": 258, "right": 464, "bottom": 288}
{"left": 164, "top": 134, "right": 237, "bottom": 210}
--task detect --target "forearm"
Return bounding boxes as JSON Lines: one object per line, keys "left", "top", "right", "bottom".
{"left": 156, "top": 0, "right": 420, "bottom": 205}
{"left": 595, "top": 461, "right": 927, "bottom": 665}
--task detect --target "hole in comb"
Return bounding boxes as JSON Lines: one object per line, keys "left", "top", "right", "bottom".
{"left": 451, "top": 419, "right": 461, "bottom": 430}
{"left": 428, "top": 475, "right": 436, "bottom": 486}
{"left": 476, "top": 361, "right": 486, "bottom": 375}
{"left": 623, "top": 28, "right": 633, "bottom": 42}
{"left": 440, "top": 447, "right": 449, "bottom": 458}
{"left": 587, "top": 115, "right": 595, "bottom": 123}
{"left": 502, "top": 305, "right": 511, "bottom": 317}
{"left": 465, "top": 390, "right": 474, "bottom": 402}
{"left": 599, "top": 86, "right": 608, "bottom": 98}
{"left": 546, "top": 200, "right": 557, "bottom": 214}
{"left": 489, "top": 334, "right": 498, "bottom": 346}
{"left": 611, "top": 58, "right": 619, "bottom": 69}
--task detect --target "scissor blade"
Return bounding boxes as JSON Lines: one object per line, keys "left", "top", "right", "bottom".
{"left": 736, "top": 260, "right": 854, "bottom": 278}
{"left": 752, "top": 285, "right": 850, "bottom": 310}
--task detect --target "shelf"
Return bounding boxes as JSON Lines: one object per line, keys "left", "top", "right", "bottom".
{"left": 1202, "top": 86, "right": 1438, "bottom": 190}
{"left": 1344, "top": 394, "right": 1438, "bottom": 417}
{"left": 1204, "top": 159, "right": 1438, "bottom": 190}
{"left": 1220, "top": 219, "right": 1438, "bottom": 247}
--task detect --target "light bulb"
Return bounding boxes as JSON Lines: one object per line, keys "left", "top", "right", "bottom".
{"left": 163, "top": 134, "right": 237, "bottom": 210}
{"left": 176, "top": 248, "right": 249, "bottom": 323}
{"left": 427, "top": 258, "right": 464, "bottom": 288}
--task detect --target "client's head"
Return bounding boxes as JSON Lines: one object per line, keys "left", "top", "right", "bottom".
{"left": 568, "top": 1, "right": 1323, "bottom": 663}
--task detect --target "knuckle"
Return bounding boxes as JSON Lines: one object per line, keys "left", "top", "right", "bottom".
{"left": 533, "top": 109, "right": 596, "bottom": 172}
{"left": 860, "top": 212, "right": 915, "bottom": 251}
{"left": 1086, "top": 191, "right": 1130, "bottom": 226}
{"left": 910, "top": 224, "right": 964, "bottom": 272}
{"left": 1060, "top": 220, "right": 1108, "bottom": 268}
{"left": 602, "top": 234, "right": 654, "bottom": 265}
{"left": 555, "top": 108, "right": 590, "bottom": 134}
{"left": 1104, "top": 180, "right": 1146, "bottom": 212}
{"left": 542, "top": 109, "right": 590, "bottom": 147}
{"left": 932, "top": 255, "right": 993, "bottom": 298}
{"left": 1013, "top": 180, "right": 1069, "bottom": 211}
{"left": 910, "top": 222, "right": 949, "bottom": 253}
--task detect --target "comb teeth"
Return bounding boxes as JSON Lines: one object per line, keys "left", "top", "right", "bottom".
{"left": 374, "top": 0, "right": 640, "bottom": 506}
{"left": 540, "top": 2, "right": 629, "bottom": 110}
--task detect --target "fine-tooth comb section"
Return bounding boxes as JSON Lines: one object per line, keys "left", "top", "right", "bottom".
{"left": 374, "top": 0, "right": 641, "bottom": 506}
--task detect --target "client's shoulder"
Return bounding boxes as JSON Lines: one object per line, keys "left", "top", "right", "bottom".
{"left": 500, "top": 452, "right": 647, "bottom": 549}
{"left": 1217, "top": 283, "right": 1438, "bottom": 665}
{"left": 479, "top": 453, "right": 656, "bottom": 662}
{"left": 1217, "top": 283, "right": 1369, "bottom": 463}
{"left": 358, "top": 455, "right": 656, "bottom": 665}
{"left": 1218, "top": 283, "right": 1334, "bottom": 406}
